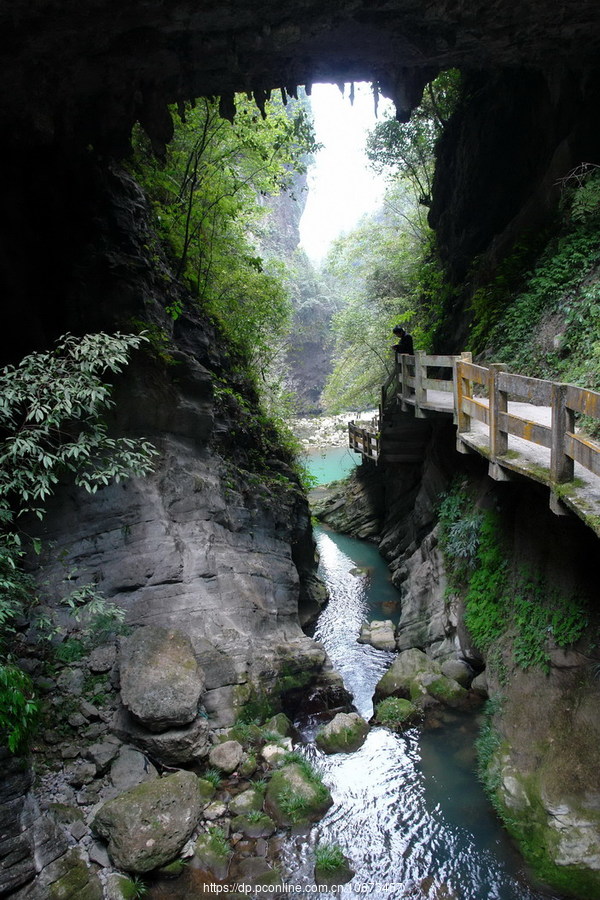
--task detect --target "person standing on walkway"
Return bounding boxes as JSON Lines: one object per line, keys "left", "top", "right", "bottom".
{"left": 392, "top": 325, "right": 414, "bottom": 355}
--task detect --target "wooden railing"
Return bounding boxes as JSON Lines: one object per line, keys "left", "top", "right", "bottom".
{"left": 350, "top": 352, "right": 600, "bottom": 492}
{"left": 349, "top": 420, "right": 380, "bottom": 460}
{"left": 455, "top": 358, "right": 600, "bottom": 484}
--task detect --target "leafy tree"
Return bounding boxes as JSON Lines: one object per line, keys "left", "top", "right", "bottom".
{"left": 321, "top": 72, "right": 460, "bottom": 412}
{"left": 0, "top": 331, "right": 157, "bottom": 752}
{"left": 366, "top": 70, "right": 461, "bottom": 206}
{"left": 132, "top": 95, "right": 318, "bottom": 379}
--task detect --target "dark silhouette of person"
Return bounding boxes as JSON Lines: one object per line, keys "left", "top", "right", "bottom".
{"left": 392, "top": 325, "right": 414, "bottom": 355}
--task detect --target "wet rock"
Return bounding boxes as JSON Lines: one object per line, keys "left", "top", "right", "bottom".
{"left": 208, "top": 740, "right": 243, "bottom": 774}
{"left": 420, "top": 674, "right": 471, "bottom": 708}
{"left": 93, "top": 770, "right": 203, "bottom": 873}
{"left": 109, "top": 746, "right": 158, "bottom": 792}
{"left": 440, "top": 659, "right": 473, "bottom": 688}
{"left": 373, "top": 697, "right": 421, "bottom": 731}
{"left": 374, "top": 648, "right": 441, "bottom": 700}
{"left": 315, "top": 712, "right": 369, "bottom": 754}
{"left": 112, "top": 707, "right": 210, "bottom": 765}
{"left": 119, "top": 626, "right": 205, "bottom": 732}
{"left": 358, "top": 619, "right": 396, "bottom": 651}
{"left": 265, "top": 762, "right": 332, "bottom": 827}
{"left": 230, "top": 814, "right": 276, "bottom": 838}
{"left": 235, "top": 855, "right": 281, "bottom": 888}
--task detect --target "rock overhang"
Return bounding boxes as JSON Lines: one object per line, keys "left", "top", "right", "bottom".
{"left": 4, "top": 0, "right": 600, "bottom": 153}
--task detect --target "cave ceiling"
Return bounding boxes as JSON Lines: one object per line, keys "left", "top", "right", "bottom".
{"left": 4, "top": 0, "right": 600, "bottom": 154}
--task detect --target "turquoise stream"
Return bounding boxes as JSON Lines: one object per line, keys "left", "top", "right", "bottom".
{"left": 283, "top": 448, "right": 563, "bottom": 900}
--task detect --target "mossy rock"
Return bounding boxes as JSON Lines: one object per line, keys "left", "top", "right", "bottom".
{"left": 47, "top": 850, "right": 103, "bottom": 900}
{"left": 315, "top": 712, "right": 369, "bottom": 754}
{"left": 315, "top": 861, "right": 355, "bottom": 888}
{"left": 238, "top": 753, "right": 258, "bottom": 777}
{"left": 230, "top": 813, "right": 276, "bottom": 838}
{"left": 156, "top": 858, "right": 187, "bottom": 877}
{"left": 235, "top": 857, "right": 282, "bottom": 889}
{"left": 197, "top": 778, "right": 217, "bottom": 805}
{"left": 265, "top": 762, "right": 333, "bottom": 827}
{"left": 194, "top": 830, "right": 232, "bottom": 881}
{"left": 375, "top": 648, "right": 441, "bottom": 700}
{"left": 263, "top": 713, "right": 293, "bottom": 737}
{"left": 93, "top": 769, "right": 203, "bottom": 873}
{"left": 229, "top": 788, "right": 263, "bottom": 816}
{"left": 373, "top": 697, "right": 421, "bottom": 731}
{"left": 422, "top": 674, "right": 470, "bottom": 708}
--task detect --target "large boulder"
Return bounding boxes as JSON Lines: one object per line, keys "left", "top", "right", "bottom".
{"left": 265, "top": 762, "right": 332, "bottom": 827}
{"left": 112, "top": 707, "right": 210, "bottom": 765}
{"left": 93, "top": 770, "right": 203, "bottom": 873}
{"left": 357, "top": 620, "right": 396, "bottom": 651}
{"left": 315, "top": 713, "right": 369, "bottom": 754}
{"left": 119, "top": 626, "right": 205, "bottom": 732}
{"left": 374, "top": 648, "right": 441, "bottom": 700}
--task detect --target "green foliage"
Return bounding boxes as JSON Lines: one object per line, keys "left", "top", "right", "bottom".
{"left": 0, "top": 332, "right": 157, "bottom": 753}
{"left": 0, "top": 664, "right": 40, "bottom": 753}
{"left": 118, "top": 876, "right": 149, "bottom": 900}
{"left": 438, "top": 483, "right": 590, "bottom": 670}
{"left": 321, "top": 74, "right": 460, "bottom": 413}
{"left": 471, "top": 167, "right": 600, "bottom": 402}
{"left": 0, "top": 332, "right": 157, "bottom": 520}
{"left": 132, "top": 95, "right": 317, "bottom": 377}
{"left": 366, "top": 70, "right": 461, "bottom": 204}
{"left": 374, "top": 697, "right": 418, "bottom": 729}
{"left": 206, "top": 826, "right": 231, "bottom": 859}
{"left": 475, "top": 697, "right": 504, "bottom": 806}
{"left": 314, "top": 843, "right": 347, "bottom": 874}
{"left": 202, "top": 768, "right": 223, "bottom": 789}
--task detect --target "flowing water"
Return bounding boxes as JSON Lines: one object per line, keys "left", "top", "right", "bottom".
{"left": 149, "top": 445, "right": 565, "bottom": 899}
{"left": 283, "top": 525, "right": 563, "bottom": 900}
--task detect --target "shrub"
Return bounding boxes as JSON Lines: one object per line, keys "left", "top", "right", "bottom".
{"left": 315, "top": 843, "right": 347, "bottom": 874}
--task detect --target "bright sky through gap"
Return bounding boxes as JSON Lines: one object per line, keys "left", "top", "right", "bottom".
{"left": 298, "top": 82, "right": 394, "bottom": 263}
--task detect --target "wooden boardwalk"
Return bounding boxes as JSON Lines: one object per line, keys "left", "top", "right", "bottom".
{"left": 349, "top": 352, "right": 600, "bottom": 537}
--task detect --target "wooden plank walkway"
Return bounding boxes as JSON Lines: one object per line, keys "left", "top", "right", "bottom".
{"left": 348, "top": 352, "right": 600, "bottom": 537}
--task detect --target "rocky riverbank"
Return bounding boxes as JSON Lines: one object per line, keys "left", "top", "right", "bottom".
{"left": 291, "top": 411, "right": 376, "bottom": 450}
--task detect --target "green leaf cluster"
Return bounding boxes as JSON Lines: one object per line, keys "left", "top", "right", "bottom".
{"left": 0, "top": 332, "right": 157, "bottom": 752}
{"left": 438, "top": 484, "right": 591, "bottom": 671}
{"left": 131, "top": 95, "right": 318, "bottom": 380}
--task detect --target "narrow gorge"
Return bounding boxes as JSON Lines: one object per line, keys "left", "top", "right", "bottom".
{"left": 1, "top": 3, "right": 600, "bottom": 900}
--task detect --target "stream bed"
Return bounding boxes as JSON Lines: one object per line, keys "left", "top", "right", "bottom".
{"left": 285, "top": 525, "right": 563, "bottom": 900}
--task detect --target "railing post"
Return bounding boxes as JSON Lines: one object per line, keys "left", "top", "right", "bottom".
{"left": 551, "top": 383, "right": 575, "bottom": 483}
{"left": 401, "top": 355, "right": 410, "bottom": 411}
{"left": 489, "top": 364, "right": 508, "bottom": 457}
{"left": 414, "top": 351, "right": 427, "bottom": 418}
{"left": 455, "top": 352, "right": 472, "bottom": 434}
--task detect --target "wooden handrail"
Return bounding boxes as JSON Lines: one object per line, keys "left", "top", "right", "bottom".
{"left": 349, "top": 352, "right": 600, "bottom": 501}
